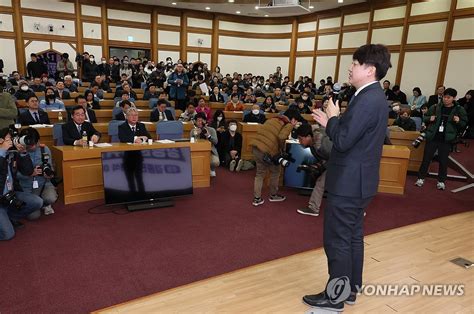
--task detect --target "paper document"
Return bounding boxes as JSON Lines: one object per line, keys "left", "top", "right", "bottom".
{"left": 94, "top": 143, "right": 113, "bottom": 147}
{"left": 156, "top": 139, "right": 175, "bottom": 144}
{"left": 199, "top": 83, "right": 209, "bottom": 96}
{"left": 30, "top": 124, "right": 53, "bottom": 128}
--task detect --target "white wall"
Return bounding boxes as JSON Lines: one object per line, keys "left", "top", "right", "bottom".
{"left": 457, "top": 0, "right": 474, "bottom": 9}
{"left": 317, "top": 34, "right": 339, "bottom": 50}
{"left": 337, "top": 54, "right": 353, "bottom": 84}
{"left": 107, "top": 9, "right": 150, "bottom": 23}
{"left": 342, "top": 31, "right": 367, "bottom": 48}
{"left": 444, "top": 49, "right": 474, "bottom": 95}
{"left": 407, "top": 22, "right": 447, "bottom": 43}
{"left": 374, "top": 6, "right": 406, "bottom": 21}
{"left": 219, "top": 36, "right": 290, "bottom": 52}
{"left": 83, "top": 22, "right": 102, "bottom": 39}
{"left": 22, "top": 16, "right": 76, "bottom": 36}
{"left": 81, "top": 5, "right": 101, "bottom": 17}
{"left": 0, "top": 38, "right": 16, "bottom": 74}
{"left": 83, "top": 45, "right": 102, "bottom": 60}
{"left": 295, "top": 57, "right": 313, "bottom": 79}
{"left": 401, "top": 51, "right": 442, "bottom": 97}
{"left": 344, "top": 12, "right": 370, "bottom": 26}
{"left": 451, "top": 17, "right": 474, "bottom": 41}
{"left": 187, "top": 52, "right": 211, "bottom": 65}
{"left": 218, "top": 55, "right": 288, "bottom": 77}
{"left": 219, "top": 21, "right": 292, "bottom": 33}
{"left": 298, "top": 21, "right": 317, "bottom": 32}
{"left": 158, "top": 50, "right": 180, "bottom": 63}
{"left": 410, "top": 0, "right": 451, "bottom": 16}
{"left": 187, "top": 17, "right": 212, "bottom": 29}
{"left": 108, "top": 26, "right": 150, "bottom": 43}
{"left": 0, "top": 13, "right": 13, "bottom": 32}
{"left": 385, "top": 52, "right": 399, "bottom": 87}
{"left": 21, "top": 0, "right": 74, "bottom": 13}
{"left": 315, "top": 55, "right": 337, "bottom": 79}
{"left": 0, "top": 0, "right": 11, "bottom": 6}
{"left": 158, "top": 30, "right": 180, "bottom": 45}
{"left": 24, "top": 41, "right": 50, "bottom": 60}
{"left": 371, "top": 27, "right": 403, "bottom": 45}
{"left": 187, "top": 33, "right": 212, "bottom": 48}
{"left": 319, "top": 17, "right": 340, "bottom": 29}
{"left": 297, "top": 37, "right": 315, "bottom": 51}
{"left": 158, "top": 14, "right": 180, "bottom": 26}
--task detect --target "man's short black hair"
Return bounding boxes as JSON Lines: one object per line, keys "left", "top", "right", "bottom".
{"left": 384, "top": 80, "right": 390, "bottom": 85}
{"left": 157, "top": 99, "right": 168, "bottom": 106}
{"left": 392, "top": 85, "right": 400, "bottom": 92}
{"left": 75, "top": 95, "right": 85, "bottom": 103}
{"left": 121, "top": 90, "right": 129, "bottom": 96}
{"left": 25, "top": 95, "right": 38, "bottom": 103}
{"left": 295, "top": 123, "right": 313, "bottom": 138}
{"left": 195, "top": 112, "right": 207, "bottom": 121}
{"left": 284, "top": 107, "right": 302, "bottom": 121}
{"left": 119, "top": 100, "right": 132, "bottom": 107}
{"left": 352, "top": 44, "right": 392, "bottom": 81}
{"left": 0, "top": 127, "right": 10, "bottom": 139}
{"left": 443, "top": 88, "right": 457, "bottom": 98}
{"left": 71, "top": 105, "right": 85, "bottom": 115}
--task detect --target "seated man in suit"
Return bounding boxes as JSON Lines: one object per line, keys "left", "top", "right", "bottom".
{"left": 63, "top": 75, "right": 78, "bottom": 93}
{"left": 243, "top": 104, "right": 266, "bottom": 124}
{"left": 179, "top": 103, "right": 197, "bottom": 122}
{"left": 62, "top": 105, "right": 101, "bottom": 146}
{"left": 115, "top": 100, "right": 132, "bottom": 121}
{"left": 150, "top": 99, "right": 174, "bottom": 122}
{"left": 75, "top": 95, "right": 97, "bottom": 123}
{"left": 118, "top": 107, "right": 152, "bottom": 143}
{"left": 143, "top": 83, "right": 160, "bottom": 101}
{"left": 55, "top": 80, "right": 71, "bottom": 100}
{"left": 427, "top": 85, "right": 445, "bottom": 107}
{"left": 18, "top": 95, "right": 50, "bottom": 126}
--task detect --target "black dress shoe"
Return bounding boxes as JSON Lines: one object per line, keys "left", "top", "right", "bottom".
{"left": 302, "top": 292, "right": 344, "bottom": 312}
{"left": 10, "top": 220, "right": 24, "bottom": 229}
{"left": 345, "top": 292, "right": 357, "bottom": 305}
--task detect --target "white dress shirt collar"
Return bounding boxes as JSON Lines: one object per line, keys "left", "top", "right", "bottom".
{"left": 354, "top": 81, "right": 378, "bottom": 97}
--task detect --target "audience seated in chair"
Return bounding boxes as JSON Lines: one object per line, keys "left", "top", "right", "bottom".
{"left": 39, "top": 87, "right": 65, "bottom": 111}
{"left": 179, "top": 103, "right": 197, "bottom": 122}
{"left": 392, "top": 106, "right": 416, "bottom": 131}
{"left": 14, "top": 81, "right": 35, "bottom": 100}
{"left": 18, "top": 95, "right": 50, "bottom": 126}
{"left": 243, "top": 104, "right": 266, "bottom": 124}
{"left": 75, "top": 95, "right": 97, "bottom": 123}
{"left": 118, "top": 107, "right": 151, "bottom": 143}
{"left": 261, "top": 96, "right": 278, "bottom": 113}
{"left": 225, "top": 93, "right": 244, "bottom": 111}
{"left": 195, "top": 96, "right": 212, "bottom": 123}
{"left": 150, "top": 99, "right": 174, "bottom": 122}
{"left": 209, "top": 86, "right": 225, "bottom": 103}
{"left": 115, "top": 100, "right": 132, "bottom": 121}
{"left": 54, "top": 80, "right": 71, "bottom": 100}
{"left": 219, "top": 119, "right": 243, "bottom": 171}
{"left": 408, "top": 87, "right": 427, "bottom": 111}
{"left": 62, "top": 105, "right": 101, "bottom": 146}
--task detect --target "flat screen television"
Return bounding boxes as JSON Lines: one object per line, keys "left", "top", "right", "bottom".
{"left": 283, "top": 142, "right": 317, "bottom": 189}
{"left": 101, "top": 147, "right": 193, "bottom": 205}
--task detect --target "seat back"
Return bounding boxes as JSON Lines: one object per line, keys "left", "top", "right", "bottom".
{"left": 112, "top": 107, "right": 123, "bottom": 118}
{"left": 108, "top": 120, "right": 125, "bottom": 142}
{"left": 156, "top": 121, "right": 184, "bottom": 140}
{"left": 167, "top": 107, "right": 176, "bottom": 119}
{"left": 53, "top": 124, "right": 64, "bottom": 146}
{"left": 411, "top": 117, "right": 422, "bottom": 131}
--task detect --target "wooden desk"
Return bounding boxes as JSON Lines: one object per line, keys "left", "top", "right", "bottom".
{"left": 51, "top": 141, "right": 211, "bottom": 204}
{"left": 389, "top": 131, "right": 425, "bottom": 172}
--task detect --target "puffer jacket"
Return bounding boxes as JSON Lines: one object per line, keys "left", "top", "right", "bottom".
{"left": 251, "top": 117, "right": 293, "bottom": 156}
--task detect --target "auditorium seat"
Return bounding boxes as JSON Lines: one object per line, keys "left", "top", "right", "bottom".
{"left": 156, "top": 121, "right": 184, "bottom": 140}
{"left": 53, "top": 123, "right": 64, "bottom": 146}
{"left": 108, "top": 120, "right": 125, "bottom": 142}
{"left": 411, "top": 117, "right": 422, "bottom": 131}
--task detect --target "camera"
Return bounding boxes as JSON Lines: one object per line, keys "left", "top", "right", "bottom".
{"left": 263, "top": 152, "right": 294, "bottom": 168}
{"left": 8, "top": 127, "right": 34, "bottom": 147}
{"left": 40, "top": 151, "right": 62, "bottom": 187}
{"left": 297, "top": 161, "right": 327, "bottom": 179}
{"left": 1, "top": 191, "right": 25, "bottom": 210}
{"left": 199, "top": 127, "right": 209, "bottom": 139}
{"left": 412, "top": 132, "right": 426, "bottom": 148}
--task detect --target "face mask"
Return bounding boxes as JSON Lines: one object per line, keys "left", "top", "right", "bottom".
{"left": 101, "top": 60, "right": 106, "bottom": 64}
{"left": 21, "top": 85, "right": 29, "bottom": 91}
{"left": 123, "top": 62, "right": 129, "bottom": 66}
{"left": 252, "top": 109, "right": 259, "bottom": 115}
{"left": 265, "top": 84, "right": 269, "bottom": 89}
{"left": 302, "top": 96, "right": 308, "bottom": 100}
{"left": 229, "top": 125, "right": 237, "bottom": 132}
{"left": 90, "top": 58, "right": 95, "bottom": 62}
{"left": 217, "top": 116, "right": 223, "bottom": 122}
{"left": 285, "top": 89, "right": 290, "bottom": 93}
{"left": 47, "top": 94, "right": 55, "bottom": 101}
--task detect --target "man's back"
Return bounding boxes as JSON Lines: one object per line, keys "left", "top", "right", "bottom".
{"left": 325, "top": 82, "right": 388, "bottom": 198}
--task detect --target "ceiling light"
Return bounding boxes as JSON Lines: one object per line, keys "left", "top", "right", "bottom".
{"left": 338, "top": 0, "right": 343, "bottom": 3}
{"left": 205, "top": 7, "right": 210, "bottom": 10}
{"left": 255, "top": 6, "right": 259, "bottom": 9}
{"left": 264, "top": 14, "right": 269, "bottom": 17}
{"left": 171, "top": 2, "right": 176, "bottom": 5}
{"left": 236, "top": 11, "right": 241, "bottom": 14}
{"left": 228, "top": 0, "right": 234, "bottom": 2}
{"left": 309, "top": 5, "right": 314, "bottom": 9}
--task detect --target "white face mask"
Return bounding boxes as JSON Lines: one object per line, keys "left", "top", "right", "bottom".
{"left": 252, "top": 109, "right": 260, "bottom": 115}
{"left": 217, "top": 116, "right": 223, "bottom": 122}
{"left": 229, "top": 125, "right": 237, "bottom": 132}
{"left": 101, "top": 60, "right": 106, "bottom": 64}
{"left": 265, "top": 84, "right": 269, "bottom": 89}
{"left": 90, "top": 58, "right": 95, "bottom": 62}
{"left": 302, "top": 96, "right": 308, "bottom": 100}
{"left": 21, "top": 85, "right": 29, "bottom": 91}
{"left": 285, "top": 89, "right": 291, "bottom": 93}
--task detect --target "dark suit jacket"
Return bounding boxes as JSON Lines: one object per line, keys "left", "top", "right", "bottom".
{"left": 114, "top": 112, "right": 127, "bottom": 121}
{"left": 427, "top": 94, "right": 442, "bottom": 107}
{"left": 62, "top": 121, "right": 101, "bottom": 145}
{"left": 56, "top": 89, "right": 71, "bottom": 100}
{"left": 86, "top": 109, "right": 97, "bottom": 123}
{"left": 325, "top": 82, "right": 388, "bottom": 199}
{"left": 118, "top": 122, "right": 152, "bottom": 143}
{"left": 18, "top": 110, "right": 50, "bottom": 126}
{"left": 150, "top": 109, "right": 174, "bottom": 122}
{"left": 209, "top": 93, "right": 225, "bottom": 102}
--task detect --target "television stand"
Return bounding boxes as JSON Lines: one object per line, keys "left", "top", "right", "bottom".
{"left": 127, "top": 198, "right": 174, "bottom": 212}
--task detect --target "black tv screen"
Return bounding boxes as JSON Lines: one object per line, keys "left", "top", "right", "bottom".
{"left": 101, "top": 147, "right": 193, "bottom": 205}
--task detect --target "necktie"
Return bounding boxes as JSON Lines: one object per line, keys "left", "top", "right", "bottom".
{"left": 132, "top": 126, "right": 136, "bottom": 133}
{"left": 33, "top": 112, "right": 40, "bottom": 123}
{"left": 77, "top": 124, "right": 82, "bottom": 134}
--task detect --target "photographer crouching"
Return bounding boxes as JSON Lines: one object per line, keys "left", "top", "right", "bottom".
{"left": 295, "top": 123, "right": 332, "bottom": 216}
{"left": 0, "top": 127, "right": 43, "bottom": 240}
{"left": 17, "top": 128, "right": 59, "bottom": 215}
{"left": 251, "top": 108, "right": 300, "bottom": 206}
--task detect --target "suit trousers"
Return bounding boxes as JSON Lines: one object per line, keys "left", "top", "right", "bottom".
{"left": 308, "top": 171, "right": 326, "bottom": 211}
{"left": 417, "top": 140, "right": 451, "bottom": 183}
{"left": 323, "top": 192, "right": 372, "bottom": 293}
{"left": 253, "top": 147, "right": 280, "bottom": 198}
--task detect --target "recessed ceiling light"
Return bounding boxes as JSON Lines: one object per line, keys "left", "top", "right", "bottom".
{"left": 236, "top": 11, "right": 241, "bottom": 14}
{"left": 228, "top": 0, "right": 234, "bottom": 2}
{"left": 255, "top": 6, "right": 259, "bottom": 10}
{"left": 338, "top": 0, "right": 343, "bottom": 3}
{"left": 264, "top": 14, "right": 269, "bottom": 17}
{"left": 309, "top": 5, "right": 314, "bottom": 9}
{"left": 171, "top": 2, "right": 176, "bottom": 5}
{"left": 205, "top": 7, "right": 210, "bottom": 10}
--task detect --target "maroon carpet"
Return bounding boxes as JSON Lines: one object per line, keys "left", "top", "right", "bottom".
{"left": 1, "top": 141, "right": 473, "bottom": 313}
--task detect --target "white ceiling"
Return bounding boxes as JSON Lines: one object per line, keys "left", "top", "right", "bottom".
{"left": 122, "top": 0, "right": 367, "bottom": 17}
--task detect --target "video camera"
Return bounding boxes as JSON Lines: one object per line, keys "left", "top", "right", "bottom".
{"left": 1, "top": 191, "right": 25, "bottom": 210}
{"left": 412, "top": 132, "right": 426, "bottom": 148}
{"left": 8, "top": 126, "right": 35, "bottom": 147}
{"left": 40, "top": 149, "right": 62, "bottom": 187}
{"left": 263, "top": 152, "right": 295, "bottom": 168}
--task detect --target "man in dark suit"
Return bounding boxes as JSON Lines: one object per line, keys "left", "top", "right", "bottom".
{"left": 118, "top": 107, "right": 151, "bottom": 143}
{"left": 150, "top": 100, "right": 174, "bottom": 122}
{"left": 19, "top": 95, "right": 50, "bottom": 126}
{"left": 62, "top": 105, "right": 101, "bottom": 146}
{"left": 114, "top": 100, "right": 132, "bottom": 121}
{"left": 75, "top": 95, "right": 97, "bottom": 123}
{"left": 308, "top": 44, "right": 392, "bottom": 311}
{"left": 427, "top": 85, "right": 445, "bottom": 108}
{"left": 55, "top": 81, "right": 71, "bottom": 100}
